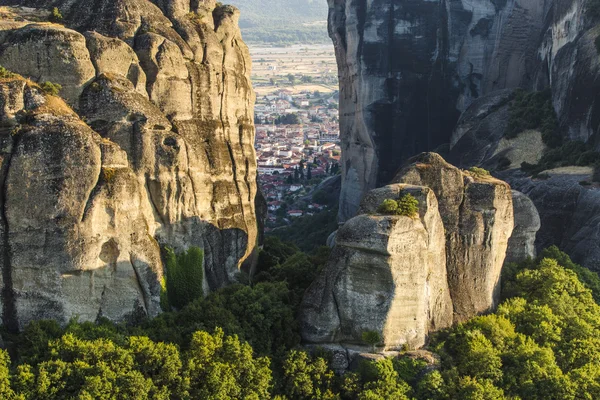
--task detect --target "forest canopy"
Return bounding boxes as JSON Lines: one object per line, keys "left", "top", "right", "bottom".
{"left": 1, "top": 244, "right": 600, "bottom": 399}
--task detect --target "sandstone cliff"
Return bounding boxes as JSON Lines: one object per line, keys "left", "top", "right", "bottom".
{"left": 330, "top": 0, "right": 599, "bottom": 222}
{"left": 0, "top": 2, "right": 257, "bottom": 330}
{"left": 300, "top": 153, "right": 520, "bottom": 351}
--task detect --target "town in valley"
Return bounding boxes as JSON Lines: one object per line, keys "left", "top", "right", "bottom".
{"left": 250, "top": 44, "right": 341, "bottom": 230}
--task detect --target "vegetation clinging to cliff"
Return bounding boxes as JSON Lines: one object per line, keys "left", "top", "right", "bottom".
{"left": 163, "top": 247, "right": 204, "bottom": 310}
{"left": 378, "top": 194, "right": 419, "bottom": 218}
{"left": 506, "top": 89, "right": 560, "bottom": 147}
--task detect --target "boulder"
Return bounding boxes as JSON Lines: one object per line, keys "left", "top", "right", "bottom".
{"left": 506, "top": 190, "right": 540, "bottom": 264}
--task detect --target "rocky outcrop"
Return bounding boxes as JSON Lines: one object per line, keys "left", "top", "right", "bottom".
{"left": 300, "top": 153, "right": 517, "bottom": 350}
{"left": 392, "top": 153, "right": 514, "bottom": 321}
{"left": 506, "top": 190, "right": 540, "bottom": 264}
{"left": 508, "top": 167, "right": 600, "bottom": 272}
{"left": 447, "top": 81, "right": 599, "bottom": 272}
{"left": 330, "top": 0, "right": 600, "bottom": 222}
{"left": 301, "top": 183, "right": 453, "bottom": 350}
{"left": 0, "top": 2, "right": 257, "bottom": 330}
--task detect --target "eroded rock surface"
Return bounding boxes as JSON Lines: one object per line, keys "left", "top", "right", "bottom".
{"left": 0, "top": 2, "right": 257, "bottom": 330}
{"left": 392, "top": 153, "right": 514, "bottom": 322}
{"left": 301, "top": 183, "right": 453, "bottom": 350}
{"left": 331, "top": 0, "right": 600, "bottom": 222}
{"left": 301, "top": 153, "right": 518, "bottom": 350}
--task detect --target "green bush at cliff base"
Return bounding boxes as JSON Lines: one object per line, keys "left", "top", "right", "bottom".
{"left": 361, "top": 330, "right": 382, "bottom": 352}
{"left": 164, "top": 246, "right": 204, "bottom": 310}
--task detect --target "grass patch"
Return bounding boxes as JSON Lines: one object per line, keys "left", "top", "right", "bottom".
{"left": 521, "top": 141, "right": 600, "bottom": 176}
{"left": 506, "top": 89, "right": 561, "bottom": 147}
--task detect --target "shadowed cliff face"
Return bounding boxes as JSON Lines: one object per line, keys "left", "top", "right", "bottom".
{"left": 330, "top": 0, "right": 598, "bottom": 221}
{"left": 0, "top": 1, "right": 258, "bottom": 330}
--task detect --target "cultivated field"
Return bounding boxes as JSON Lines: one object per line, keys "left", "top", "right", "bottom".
{"left": 248, "top": 44, "right": 338, "bottom": 96}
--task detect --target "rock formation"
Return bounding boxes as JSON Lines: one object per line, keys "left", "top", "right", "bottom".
{"left": 392, "top": 153, "right": 514, "bottom": 322}
{"left": 330, "top": 0, "right": 599, "bottom": 222}
{"left": 301, "top": 183, "right": 453, "bottom": 350}
{"left": 0, "top": 2, "right": 258, "bottom": 330}
{"left": 448, "top": 89, "right": 600, "bottom": 272}
{"left": 300, "top": 153, "right": 518, "bottom": 350}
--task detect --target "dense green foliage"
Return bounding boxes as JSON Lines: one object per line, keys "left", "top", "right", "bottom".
{"left": 377, "top": 194, "right": 419, "bottom": 218}
{"left": 269, "top": 208, "right": 339, "bottom": 253}
{"left": 3, "top": 235, "right": 600, "bottom": 399}
{"left": 227, "top": 0, "right": 328, "bottom": 44}
{"left": 506, "top": 89, "right": 560, "bottom": 147}
{"left": 40, "top": 81, "right": 62, "bottom": 96}
{"left": 521, "top": 140, "right": 600, "bottom": 177}
{"left": 163, "top": 247, "right": 204, "bottom": 310}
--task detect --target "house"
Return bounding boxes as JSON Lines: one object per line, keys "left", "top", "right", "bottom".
{"left": 287, "top": 210, "right": 303, "bottom": 217}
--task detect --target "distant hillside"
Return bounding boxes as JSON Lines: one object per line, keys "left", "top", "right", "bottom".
{"left": 227, "top": 0, "right": 329, "bottom": 44}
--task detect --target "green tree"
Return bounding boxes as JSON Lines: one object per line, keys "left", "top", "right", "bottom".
{"left": 287, "top": 74, "right": 296, "bottom": 85}
{"left": 361, "top": 331, "right": 381, "bottom": 352}
{"left": 0, "top": 350, "right": 15, "bottom": 399}
{"left": 49, "top": 7, "right": 63, "bottom": 23}
{"left": 358, "top": 359, "right": 411, "bottom": 400}
{"left": 164, "top": 247, "right": 204, "bottom": 310}
{"left": 185, "top": 328, "right": 272, "bottom": 400}
{"left": 279, "top": 350, "right": 336, "bottom": 399}
{"left": 396, "top": 194, "right": 419, "bottom": 217}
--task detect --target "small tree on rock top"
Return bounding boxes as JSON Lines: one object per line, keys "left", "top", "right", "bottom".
{"left": 396, "top": 194, "right": 419, "bottom": 218}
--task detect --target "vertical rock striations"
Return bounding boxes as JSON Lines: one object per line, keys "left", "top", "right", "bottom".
{"left": 0, "top": 2, "right": 258, "bottom": 329}
{"left": 301, "top": 183, "right": 453, "bottom": 350}
{"left": 330, "top": 0, "right": 600, "bottom": 222}
{"left": 392, "top": 153, "right": 514, "bottom": 322}
{"left": 300, "top": 153, "right": 518, "bottom": 350}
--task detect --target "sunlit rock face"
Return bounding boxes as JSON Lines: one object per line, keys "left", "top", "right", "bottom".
{"left": 0, "top": 1, "right": 258, "bottom": 330}
{"left": 330, "top": 0, "right": 598, "bottom": 222}
{"left": 300, "top": 153, "right": 519, "bottom": 350}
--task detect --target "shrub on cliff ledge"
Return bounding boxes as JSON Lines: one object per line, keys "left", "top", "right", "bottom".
{"left": 468, "top": 166, "right": 491, "bottom": 178}
{"left": 397, "top": 194, "right": 419, "bottom": 218}
{"left": 41, "top": 81, "right": 62, "bottom": 96}
{"left": 378, "top": 195, "right": 419, "bottom": 218}
{"left": 0, "top": 66, "right": 15, "bottom": 79}
{"left": 49, "top": 7, "right": 63, "bottom": 23}
{"left": 378, "top": 199, "right": 399, "bottom": 215}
